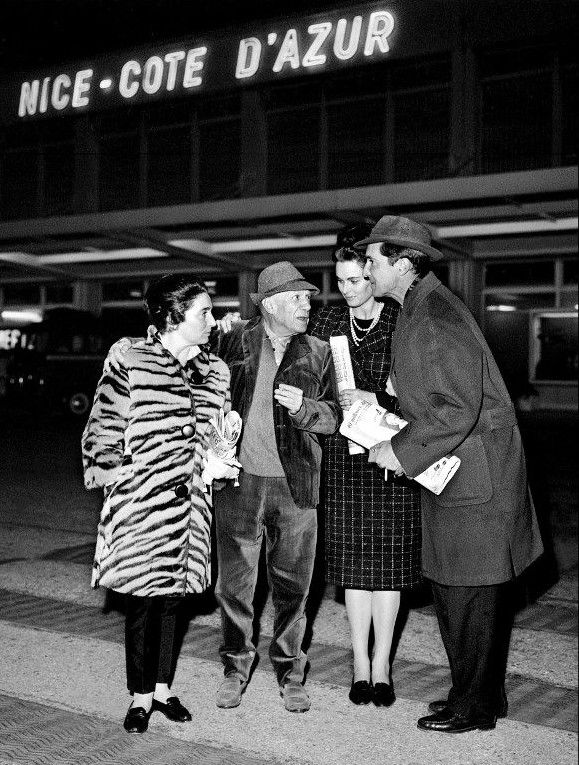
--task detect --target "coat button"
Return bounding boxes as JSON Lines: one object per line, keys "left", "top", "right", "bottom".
{"left": 181, "top": 424, "right": 194, "bottom": 437}
{"left": 174, "top": 484, "right": 189, "bottom": 498}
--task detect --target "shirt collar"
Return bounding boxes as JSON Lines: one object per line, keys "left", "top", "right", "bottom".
{"left": 263, "top": 325, "right": 296, "bottom": 365}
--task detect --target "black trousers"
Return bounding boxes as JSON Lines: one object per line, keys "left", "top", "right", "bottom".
{"left": 124, "top": 594, "right": 182, "bottom": 694}
{"left": 431, "top": 580, "right": 512, "bottom": 720}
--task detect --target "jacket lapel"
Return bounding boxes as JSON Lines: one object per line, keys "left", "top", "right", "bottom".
{"left": 277, "top": 333, "right": 310, "bottom": 378}
{"left": 241, "top": 319, "right": 264, "bottom": 414}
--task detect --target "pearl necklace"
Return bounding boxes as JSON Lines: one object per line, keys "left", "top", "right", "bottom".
{"left": 349, "top": 306, "right": 382, "bottom": 346}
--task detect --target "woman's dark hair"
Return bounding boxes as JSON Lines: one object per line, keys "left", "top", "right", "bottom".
{"left": 145, "top": 274, "right": 208, "bottom": 333}
{"left": 332, "top": 222, "right": 374, "bottom": 268}
{"left": 379, "top": 243, "right": 432, "bottom": 278}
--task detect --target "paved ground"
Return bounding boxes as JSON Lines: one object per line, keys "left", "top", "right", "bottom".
{"left": 0, "top": 405, "right": 577, "bottom": 764}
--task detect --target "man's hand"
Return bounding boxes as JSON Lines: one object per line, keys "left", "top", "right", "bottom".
{"left": 274, "top": 383, "right": 304, "bottom": 415}
{"left": 338, "top": 388, "right": 377, "bottom": 410}
{"left": 215, "top": 311, "right": 241, "bottom": 334}
{"left": 109, "top": 337, "right": 132, "bottom": 366}
{"left": 368, "top": 440, "right": 405, "bottom": 475}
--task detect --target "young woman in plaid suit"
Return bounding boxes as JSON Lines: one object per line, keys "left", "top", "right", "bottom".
{"left": 309, "top": 225, "right": 421, "bottom": 707}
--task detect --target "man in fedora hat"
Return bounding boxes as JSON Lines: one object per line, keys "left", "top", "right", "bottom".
{"left": 356, "top": 215, "right": 543, "bottom": 733}
{"left": 213, "top": 261, "right": 340, "bottom": 713}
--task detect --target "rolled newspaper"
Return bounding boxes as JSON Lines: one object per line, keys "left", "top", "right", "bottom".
{"left": 329, "top": 335, "right": 365, "bottom": 456}
{"left": 339, "top": 399, "right": 461, "bottom": 495}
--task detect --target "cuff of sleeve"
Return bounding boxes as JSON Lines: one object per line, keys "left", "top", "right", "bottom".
{"left": 288, "top": 401, "right": 306, "bottom": 424}
{"left": 376, "top": 391, "right": 397, "bottom": 410}
{"left": 85, "top": 463, "right": 122, "bottom": 490}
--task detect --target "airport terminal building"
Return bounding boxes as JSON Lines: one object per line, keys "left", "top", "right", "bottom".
{"left": 0, "top": 0, "right": 577, "bottom": 410}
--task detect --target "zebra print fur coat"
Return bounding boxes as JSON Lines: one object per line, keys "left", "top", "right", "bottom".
{"left": 82, "top": 326, "right": 231, "bottom": 597}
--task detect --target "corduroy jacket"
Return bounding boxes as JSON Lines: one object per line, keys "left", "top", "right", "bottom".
{"left": 216, "top": 317, "right": 340, "bottom": 508}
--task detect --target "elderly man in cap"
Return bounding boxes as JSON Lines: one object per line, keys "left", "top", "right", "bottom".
{"left": 213, "top": 261, "right": 340, "bottom": 713}
{"left": 356, "top": 215, "right": 543, "bottom": 733}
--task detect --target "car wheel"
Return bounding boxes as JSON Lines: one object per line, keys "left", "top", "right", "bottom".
{"left": 68, "top": 391, "right": 90, "bottom": 416}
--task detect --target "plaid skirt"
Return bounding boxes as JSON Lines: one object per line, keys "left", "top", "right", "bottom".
{"left": 323, "top": 432, "right": 422, "bottom": 590}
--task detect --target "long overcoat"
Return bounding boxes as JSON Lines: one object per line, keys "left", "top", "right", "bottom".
{"left": 82, "top": 327, "right": 231, "bottom": 597}
{"left": 390, "top": 273, "right": 543, "bottom": 586}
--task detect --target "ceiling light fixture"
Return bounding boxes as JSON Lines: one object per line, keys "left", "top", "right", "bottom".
{"left": 38, "top": 248, "right": 167, "bottom": 264}
{"left": 1, "top": 309, "right": 43, "bottom": 323}
{"left": 168, "top": 235, "right": 338, "bottom": 254}
{"left": 435, "top": 217, "right": 578, "bottom": 239}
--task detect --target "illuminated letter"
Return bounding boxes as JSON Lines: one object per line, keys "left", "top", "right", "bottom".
{"left": 272, "top": 29, "right": 300, "bottom": 72}
{"left": 51, "top": 74, "right": 71, "bottom": 110}
{"left": 72, "top": 69, "right": 93, "bottom": 107}
{"left": 364, "top": 11, "right": 395, "bottom": 56}
{"left": 302, "top": 22, "right": 332, "bottom": 67}
{"left": 334, "top": 16, "right": 362, "bottom": 60}
{"left": 142, "top": 56, "right": 164, "bottom": 94}
{"left": 183, "top": 47, "right": 207, "bottom": 88}
{"left": 119, "top": 61, "right": 141, "bottom": 98}
{"left": 164, "top": 51, "right": 185, "bottom": 90}
{"left": 235, "top": 37, "right": 262, "bottom": 79}
{"left": 18, "top": 80, "right": 40, "bottom": 117}
{"left": 38, "top": 77, "right": 51, "bottom": 113}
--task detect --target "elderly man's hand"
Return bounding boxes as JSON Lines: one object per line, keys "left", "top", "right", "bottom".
{"left": 368, "top": 440, "right": 405, "bottom": 475}
{"left": 108, "top": 337, "right": 132, "bottom": 366}
{"left": 274, "top": 383, "right": 304, "bottom": 415}
{"left": 215, "top": 311, "right": 241, "bottom": 334}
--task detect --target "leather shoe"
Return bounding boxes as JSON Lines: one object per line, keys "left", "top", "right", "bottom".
{"left": 417, "top": 709, "right": 496, "bottom": 733}
{"left": 123, "top": 705, "right": 151, "bottom": 734}
{"left": 348, "top": 680, "right": 373, "bottom": 705}
{"left": 373, "top": 682, "right": 396, "bottom": 707}
{"left": 428, "top": 696, "right": 507, "bottom": 718}
{"left": 152, "top": 696, "right": 192, "bottom": 722}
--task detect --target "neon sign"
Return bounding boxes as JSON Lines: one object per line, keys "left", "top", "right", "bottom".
{"left": 235, "top": 12, "right": 394, "bottom": 78}
{"left": 3, "top": 7, "right": 396, "bottom": 122}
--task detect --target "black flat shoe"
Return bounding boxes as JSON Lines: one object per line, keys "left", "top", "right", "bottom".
{"left": 152, "top": 696, "right": 192, "bottom": 722}
{"left": 373, "top": 682, "right": 395, "bottom": 707}
{"left": 417, "top": 709, "right": 496, "bottom": 733}
{"left": 348, "top": 680, "right": 373, "bottom": 705}
{"left": 123, "top": 706, "right": 151, "bottom": 734}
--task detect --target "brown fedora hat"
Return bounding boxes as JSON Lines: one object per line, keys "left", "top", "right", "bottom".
{"left": 250, "top": 261, "right": 320, "bottom": 305}
{"left": 355, "top": 215, "right": 443, "bottom": 260}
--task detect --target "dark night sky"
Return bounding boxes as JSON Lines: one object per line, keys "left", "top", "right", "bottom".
{"left": 2, "top": 1, "right": 574, "bottom": 72}
{"left": 0, "top": 0, "right": 344, "bottom": 70}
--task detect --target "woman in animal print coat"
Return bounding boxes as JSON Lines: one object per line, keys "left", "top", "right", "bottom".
{"left": 82, "top": 274, "right": 234, "bottom": 734}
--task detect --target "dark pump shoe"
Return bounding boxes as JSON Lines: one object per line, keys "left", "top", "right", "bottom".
{"left": 373, "top": 682, "right": 396, "bottom": 707}
{"left": 123, "top": 706, "right": 151, "bottom": 734}
{"left": 417, "top": 708, "right": 496, "bottom": 733}
{"left": 152, "top": 696, "right": 192, "bottom": 722}
{"left": 348, "top": 680, "right": 373, "bottom": 705}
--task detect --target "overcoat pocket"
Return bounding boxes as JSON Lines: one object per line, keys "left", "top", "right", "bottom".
{"left": 435, "top": 434, "right": 493, "bottom": 507}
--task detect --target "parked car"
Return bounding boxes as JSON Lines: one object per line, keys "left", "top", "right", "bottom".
{"left": 6, "top": 308, "right": 106, "bottom": 417}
